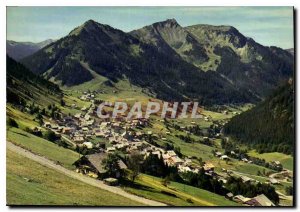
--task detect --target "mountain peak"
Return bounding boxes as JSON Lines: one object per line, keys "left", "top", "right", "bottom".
{"left": 165, "top": 18, "right": 178, "bottom": 24}
{"left": 69, "top": 19, "right": 100, "bottom": 36}
{"left": 83, "top": 19, "right": 98, "bottom": 26}
{"left": 152, "top": 18, "right": 180, "bottom": 28}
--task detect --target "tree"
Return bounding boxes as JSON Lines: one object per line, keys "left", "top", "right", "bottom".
{"left": 7, "top": 118, "right": 18, "bottom": 128}
{"left": 60, "top": 99, "right": 65, "bottom": 106}
{"left": 44, "top": 130, "right": 57, "bottom": 142}
{"left": 127, "top": 151, "right": 143, "bottom": 183}
{"left": 141, "top": 153, "right": 168, "bottom": 177}
{"left": 102, "top": 153, "right": 123, "bottom": 178}
{"left": 285, "top": 186, "right": 293, "bottom": 195}
{"left": 161, "top": 176, "right": 171, "bottom": 187}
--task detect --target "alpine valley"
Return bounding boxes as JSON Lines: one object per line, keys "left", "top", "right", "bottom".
{"left": 7, "top": 18, "right": 294, "bottom": 207}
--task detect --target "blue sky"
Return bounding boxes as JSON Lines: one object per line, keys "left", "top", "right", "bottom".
{"left": 7, "top": 6, "right": 294, "bottom": 49}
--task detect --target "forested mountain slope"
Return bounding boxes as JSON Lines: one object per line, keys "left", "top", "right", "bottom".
{"left": 224, "top": 81, "right": 294, "bottom": 154}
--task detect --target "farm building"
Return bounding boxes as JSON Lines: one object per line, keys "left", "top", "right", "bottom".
{"left": 245, "top": 194, "right": 275, "bottom": 206}
{"left": 73, "top": 152, "right": 127, "bottom": 179}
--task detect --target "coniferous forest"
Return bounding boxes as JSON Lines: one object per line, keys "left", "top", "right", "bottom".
{"left": 224, "top": 81, "right": 294, "bottom": 154}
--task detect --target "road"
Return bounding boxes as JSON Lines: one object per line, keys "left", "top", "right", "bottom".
{"left": 229, "top": 169, "right": 293, "bottom": 184}
{"left": 229, "top": 169, "right": 269, "bottom": 180}
{"left": 7, "top": 141, "right": 166, "bottom": 206}
{"left": 269, "top": 170, "right": 293, "bottom": 180}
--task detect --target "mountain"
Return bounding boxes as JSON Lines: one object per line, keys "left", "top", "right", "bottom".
{"left": 7, "top": 55, "right": 61, "bottom": 106}
{"left": 130, "top": 19, "right": 208, "bottom": 66}
{"left": 7, "top": 39, "right": 55, "bottom": 61}
{"left": 21, "top": 19, "right": 293, "bottom": 105}
{"left": 223, "top": 80, "right": 294, "bottom": 154}
{"left": 21, "top": 20, "right": 259, "bottom": 105}
{"left": 286, "top": 48, "right": 294, "bottom": 56}
{"left": 132, "top": 20, "right": 294, "bottom": 98}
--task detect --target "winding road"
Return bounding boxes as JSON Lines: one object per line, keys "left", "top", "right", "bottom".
{"left": 7, "top": 141, "right": 166, "bottom": 206}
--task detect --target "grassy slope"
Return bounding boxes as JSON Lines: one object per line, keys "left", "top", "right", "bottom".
{"left": 6, "top": 150, "right": 144, "bottom": 206}
{"left": 124, "top": 174, "right": 239, "bottom": 206}
{"left": 7, "top": 127, "right": 79, "bottom": 170}
{"left": 7, "top": 106, "right": 38, "bottom": 129}
{"left": 248, "top": 150, "right": 293, "bottom": 171}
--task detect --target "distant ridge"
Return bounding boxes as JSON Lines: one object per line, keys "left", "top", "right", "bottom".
{"left": 7, "top": 39, "right": 55, "bottom": 61}
{"left": 21, "top": 19, "right": 294, "bottom": 105}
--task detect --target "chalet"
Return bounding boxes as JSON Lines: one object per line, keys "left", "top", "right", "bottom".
{"left": 221, "top": 155, "right": 230, "bottom": 161}
{"left": 134, "top": 131, "right": 142, "bottom": 136}
{"left": 114, "top": 143, "right": 128, "bottom": 150}
{"left": 152, "top": 151, "right": 161, "bottom": 157}
{"left": 226, "top": 192, "right": 234, "bottom": 200}
{"left": 203, "top": 163, "right": 215, "bottom": 171}
{"left": 241, "top": 158, "right": 249, "bottom": 163}
{"left": 44, "top": 122, "right": 51, "bottom": 128}
{"left": 106, "top": 147, "right": 116, "bottom": 153}
{"left": 162, "top": 153, "right": 171, "bottom": 161}
{"left": 240, "top": 176, "right": 254, "bottom": 183}
{"left": 84, "top": 114, "right": 90, "bottom": 120}
{"left": 233, "top": 195, "right": 251, "bottom": 204}
{"left": 81, "top": 106, "right": 88, "bottom": 111}
{"left": 203, "top": 137, "right": 209, "bottom": 141}
{"left": 245, "top": 194, "right": 275, "bottom": 206}
{"left": 74, "top": 136, "right": 85, "bottom": 143}
{"left": 192, "top": 168, "right": 200, "bottom": 173}
{"left": 82, "top": 127, "right": 89, "bottom": 132}
{"left": 215, "top": 151, "right": 222, "bottom": 157}
{"left": 80, "top": 96, "right": 87, "bottom": 101}
{"left": 56, "top": 126, "right": 63, "bottom": 133}
{"left": 74, "top": 113, "right": 82, "bottom": 119}
{"left": 128, "top": 146, "right": 138, "bottom": 152}
{"left": 51, "top": 124, "right": 59, "bottom": 129}
{"left": 73, "top": 152, "right": 127, "bottom": 179}
{"left": 178, "top": 165, "right": 191, "bottom": 173}
{"left": 269, "top": 178, "right": 279, "bottom": 185}
{"left": 83, "top": 141, "right": 93, "bottom": 149}
{"left": 218, "top": 178, "right": 228, "bottom": 184}
{"left": 132, "top": 142, "right": 144, "bottom": 150}
{"left": 168, "top": 156, "right": 183, "bottom": 166}
{"left": 32, "top": 126, "right": 42, "bottom": 134}
{"left": 100, "top": 122, "right": 109, "bottom": 129}
{"left": 184, "top": 158, "right": 192, "bottom": 165}
{"left": 121, "top": 130, "right": 131, "bottom": 139}
{"left": 104, "top": 177, "right": 119, "bottom": 186}
{"left": 112, "top": 122, "right": 121, "bottom": 128}
{"left": 274, "top": 161, "right": 281, "bottom": 165}
{"left": 166, "top": 150, "right": 177, "bottom": 157}
{"left": 62, "top": 127, "right": 72, "bottom": 134}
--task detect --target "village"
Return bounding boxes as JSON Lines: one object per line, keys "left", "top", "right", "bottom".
{"left": 40, "top": 91, "right": 292, "bottom": 207}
